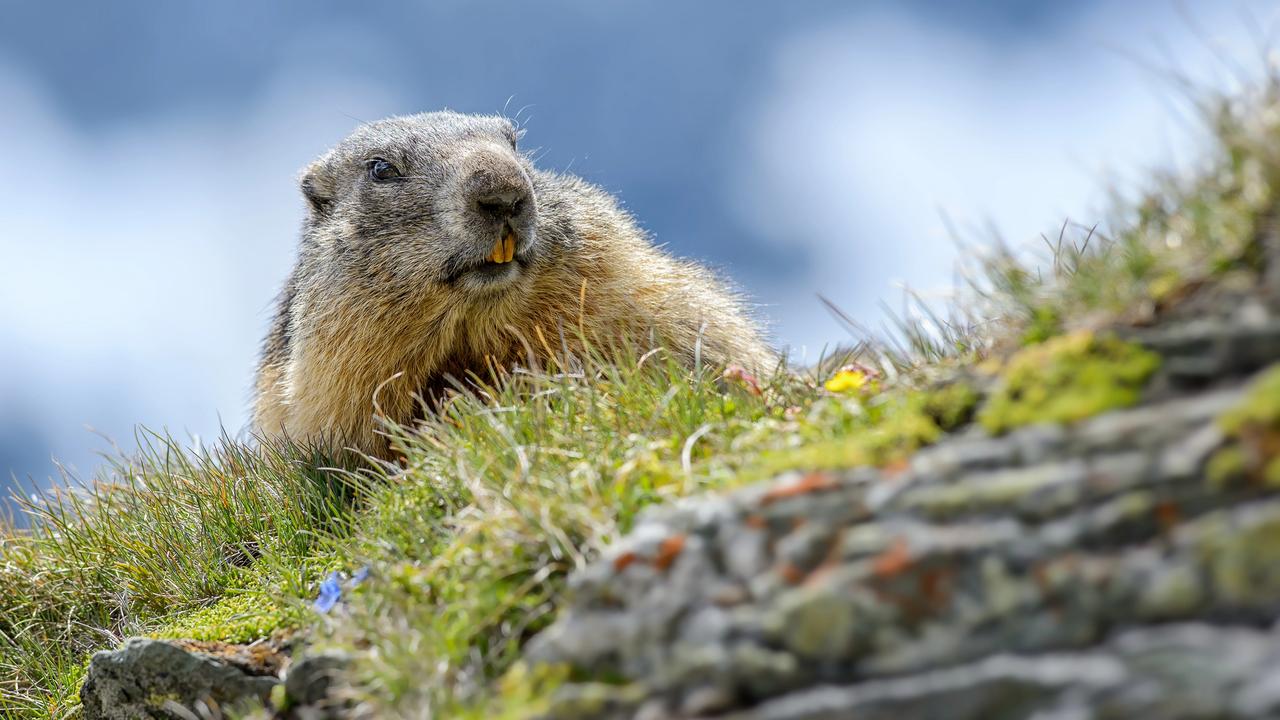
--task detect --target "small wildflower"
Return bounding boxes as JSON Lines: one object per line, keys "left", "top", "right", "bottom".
{"left": 722, "top": 364, "right": 762, "bottom": 396}
{"left": 352, "top": 565, "right": 371, "bottom": 586}
{"left": 825, "top": 362, "right": 882, "bottom": 394}
{"left": 825, "top": 370, "right": 868, "bottom": 394}
{"left": 313, "top": 571, "right": 342, "bottom": 613}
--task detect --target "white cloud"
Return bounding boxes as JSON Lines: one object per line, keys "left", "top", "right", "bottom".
{"left": 0, "top": 59, "right": 407, "bottom": 479}
{"left": 732, "top": 1, "right": 1274, "bottom": 357}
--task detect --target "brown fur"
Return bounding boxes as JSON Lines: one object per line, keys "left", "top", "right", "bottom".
{"left": 254, "top": 112, "right": 773, "bottom": 457}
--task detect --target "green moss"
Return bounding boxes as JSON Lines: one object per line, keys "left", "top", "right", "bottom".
{"left": 147, "top": 691, "right": 183, "bottom": 708}
{"left": 1198, "top": 508, "right": 1280, "bottom": 606}
{"left": 753, "top": 440, "right": 869, "bottom": 478}
{"left": 152, "top": 592, "right": 300, "bottom": 644}
{"left": 920, "top": 381, "right": 980, "bottom": 432}
{"left": 863, "top": 401, "right": 944, "bottom": 459}
{"left": 1136, "top": 562, "right": 1204, "bottom": 619}
{"left": 978, "top": 331, "right": 1161, "bottom": 434}
{"left": 1206, "top": 446, "right": 1248, "bottom": 490}
{"left": 452, "top": 662, "right": 570, "bottom": 720}
{"left": 542, "top": 682, "right": 646, "bottom": 719}
{"left": 1219, "top": 364, "right": 1280, "bottom": 435}
{"left": 1147, "top": 271, "right": 1185, "bottom": 302}
{"left": 751, "top": 390, "right": 950, "bottom": 479}
{"left": 270, "top": 683, "right": 293, "bottom": 712}
{"left": 1266, "top": 458, "right": 1280, "bottom": 489}
{"left": 1215, "top": 364, "right": 1280, "bottom": 488}
{"left": 899, "top": 462, "right": 1079, "bottom": 518}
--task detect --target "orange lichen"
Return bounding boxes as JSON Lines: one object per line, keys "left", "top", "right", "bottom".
{"left": 1155, "top": 501, "right": 1181, "bottom": 532}
{"left": 778, "top": 563, "right": 806, "bottom": 585}
{"left": 761, "top": 472, "right": 837, "bottom": 505}
{"left": 653, "top": 534, "right": 687, "bottom": 571}
{"left": 871, "top": 539, "right": 912, "bottom": 578}
{"left": 612, "top": 552, "right": 639, "bottom": 573}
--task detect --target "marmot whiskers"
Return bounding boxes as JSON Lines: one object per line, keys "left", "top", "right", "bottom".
{"left": 254, "top": 111, "right": 773, "bottom": 456}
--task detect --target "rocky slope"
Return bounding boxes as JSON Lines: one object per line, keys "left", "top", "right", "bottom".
{"left": 523, "top": 306, "right": 1280, "bottom": 719}
{"left": 77, "top": 285, "right": 1280, "bottom": 719}
{"left": 71, "top": 82, "right": 1280, "bottom": 720}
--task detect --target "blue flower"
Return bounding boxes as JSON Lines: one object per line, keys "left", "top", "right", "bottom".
{"left": 313, "top": 571, "right": 343, "bottom": 613}
{"left": 352, "top": 565, "right": 371, "bottom": 586}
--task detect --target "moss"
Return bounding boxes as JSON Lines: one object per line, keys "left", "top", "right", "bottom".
{"left": 863, "top": 402, "right": 943, "bottom": 459}
{"left": 978, "top": 331, "right": 1161, "bottom": 434}
{"left": 1206, "top": 446, "right": 1248, "bottom": 490}
{"left": 754, "top": 440, "right": 869, "bottom": 478}
{"left": 452, "top": 662, "right": 570, "bottom": 720}
{"left": 1147, "top": 271, "right": 1185, "bottom": 302}
{"left": 771, "top": 586, "right": 865, "bottom": 660}
{"left": 1216, "top": 364, "right": 1280, "bottom": 488}
{"left": 270, "top": 683, "right": 292, "bottom": 712}
{"left": 751, "top": 390, "right": 949, "bottom": 479}
{"left": 152, "top": 592, "right": 301, "bottom": 644}
{"left": 1198, "top": 508, "right": 1280, "bottom": 606}
{"left": 1136, "top": 562, "right": 1204, "bottom": 619}
{"left": 920, "top": 381, "right": 980, "bottom": 432}
{"left": 543, "top": 681, "right": 646, "bottom": 719}
{"left": 899, "top": 462, "right": 1079, "bottom": 519}
{"left": 1219, "top": 364, "right": 1280, "bottom": 435}
{"left": 147, "top": 691, "right": 183, "bottom": 708}
{"left": 1265, "top": 457, "right": 1280, "bottom": 489}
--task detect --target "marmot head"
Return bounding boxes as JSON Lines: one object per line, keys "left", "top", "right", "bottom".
{"left": 299, "top": 111, "right": 539, "bottom": 297}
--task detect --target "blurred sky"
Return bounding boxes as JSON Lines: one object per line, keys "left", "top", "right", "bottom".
{"left": 0, "top": 0, "right": 1275, "bottom": 494}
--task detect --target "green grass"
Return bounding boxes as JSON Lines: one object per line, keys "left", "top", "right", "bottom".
{"left": 0, "top": 435, "right": 359, "bottom": 716}
{"left": 3, "top": 74, "right": 1279, "bottom": 719}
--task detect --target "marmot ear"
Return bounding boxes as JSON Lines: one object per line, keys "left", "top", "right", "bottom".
{"left": 300, "top": 159, "right": 335, "bottom": 216}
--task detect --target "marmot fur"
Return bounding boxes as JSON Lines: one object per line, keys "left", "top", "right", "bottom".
{"left": 254, "top": 111, "right": 773, "bottom": 456}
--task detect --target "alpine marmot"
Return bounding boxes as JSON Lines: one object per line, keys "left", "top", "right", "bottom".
{"left": 254, "top": 111, "right": 773, "bottom": 456}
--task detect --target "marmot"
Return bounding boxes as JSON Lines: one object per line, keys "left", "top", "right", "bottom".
{"left": 254, "top": 111, "right": 774, "bottom": 457}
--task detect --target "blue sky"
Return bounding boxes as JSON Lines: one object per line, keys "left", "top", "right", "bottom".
{"left": 0, "top": 0, "right": 1272, "bottom": 492}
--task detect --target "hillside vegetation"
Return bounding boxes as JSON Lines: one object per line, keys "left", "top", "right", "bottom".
{"left": 3, "top": 74, "right": 1280, "bottom": 719}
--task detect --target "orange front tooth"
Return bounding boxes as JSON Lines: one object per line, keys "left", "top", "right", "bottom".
{"left": 503, "top": 233, "right": 515, "bottom": 262}
{"left": 490, "top": 239, "right": 505, "bottom": 263}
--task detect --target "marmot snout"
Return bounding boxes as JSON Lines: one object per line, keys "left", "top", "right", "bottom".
{"left": 255, "top": 111, "right": 774, "bottom": 456}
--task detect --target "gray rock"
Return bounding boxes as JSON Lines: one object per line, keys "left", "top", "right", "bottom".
{"left": 763, "top": 585, "right": 874, "bottom": 662}
{"left": 527, "top": 347, "right": 1280, "bottom": 718}
{"left": 283, "top": 652, "right": 351, "bottom": 719}
{"left": 80, "top": 638, "right": 280, "bottom": 720}
{"left": 909, "top": 437, "right": 1017, "bottom": 479}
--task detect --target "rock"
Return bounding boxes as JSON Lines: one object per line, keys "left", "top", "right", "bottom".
{"left": 282, "top": 652, "right": 352, "bottom": 719}
{"left": 80, "top": 638, "right": 280, "bottom": 720}
{"left": 764, "top": 584, "right": 867, "bottom": 662}
{"left": 526, "top": 320, "right": 1280, "bottom": 719}
{"left": 723, "top": 624, "right": 1280, "bottom": 720}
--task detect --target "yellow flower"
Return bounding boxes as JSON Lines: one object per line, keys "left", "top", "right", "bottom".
{"left": 824, "top": 370, "right": 868, "bottom": 394}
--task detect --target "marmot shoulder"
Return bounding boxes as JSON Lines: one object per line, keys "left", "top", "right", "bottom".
{"left": 254, "top": 111, "right": 774, "bottom": 456}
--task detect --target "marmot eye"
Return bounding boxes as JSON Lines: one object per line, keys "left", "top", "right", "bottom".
{"left": 367, "top": 159, "right": 401, "bottom": 182}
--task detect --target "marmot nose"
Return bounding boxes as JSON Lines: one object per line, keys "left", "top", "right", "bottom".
{"left": 472, "top": 186, "right": 529, "bottom": 221}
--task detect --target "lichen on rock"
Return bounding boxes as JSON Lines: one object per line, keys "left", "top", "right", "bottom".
{"left": 80, "top": 638, "right": 281, "bottom": 720}
{"left": 978, "top": 331, "right": 1161, "bottom": 434}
